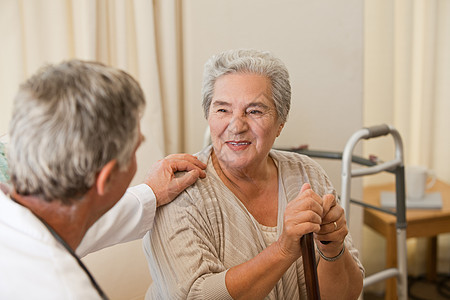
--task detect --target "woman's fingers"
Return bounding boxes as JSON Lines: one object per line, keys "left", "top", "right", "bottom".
{"left": 316, "top": 203, "right": 348, "bottom": 247}
{"left": 322, "top": 193, "right": 336, "bottom": 217}
{"left": 279, "top": 186, "right": 324, "bottom": 258}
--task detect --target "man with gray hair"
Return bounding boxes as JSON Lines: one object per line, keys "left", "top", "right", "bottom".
{"left": 0, "top": 60, "right": 206, "bottom": 299}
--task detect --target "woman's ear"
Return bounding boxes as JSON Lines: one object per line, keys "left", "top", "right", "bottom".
{"left": 276, "top": 123, "right": 285, "bottom": 137}
{"left": 96, "top": 160, "right": 117, "bottom": 196}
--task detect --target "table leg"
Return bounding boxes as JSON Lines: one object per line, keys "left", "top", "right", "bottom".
{"left": 385, "top": 225, "right": 397, "bottom": 300}
{"left": 426, "top": 236, "right": 438, "bottom": 281}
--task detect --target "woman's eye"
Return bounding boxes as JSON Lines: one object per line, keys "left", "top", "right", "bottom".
{"left": 217, "top": 108, "right": 227, "bottom": 113}
{"left": 248, "top": 110, "right": 262, "bottom": 115}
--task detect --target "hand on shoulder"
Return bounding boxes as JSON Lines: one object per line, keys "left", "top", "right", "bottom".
{"left": 144, "top": 154, "right": 207, "bottom": 207}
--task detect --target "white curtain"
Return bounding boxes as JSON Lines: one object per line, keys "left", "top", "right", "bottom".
{"left": 0, "top": 1, "right": 183, "bottom": 298}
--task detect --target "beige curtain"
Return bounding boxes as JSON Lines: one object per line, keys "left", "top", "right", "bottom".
{"left": 0, "top": 1, "right": 183, "bottom": 298}
{"left": 364, "top": 0, "right": 450, "bottom": 288}
{"left": 364, "top": 0, "right": 450, "bottom": 184}
{"left": 0, "top": 0, "right": 186, "bottom": 181}
{"left": 394, "top": 0, "right": 450, "bottom": 178}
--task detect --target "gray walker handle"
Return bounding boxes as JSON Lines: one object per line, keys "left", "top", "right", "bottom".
{"left": 364, "top": 124, "right": 391, "bottom": 139}
{"left": 340, "top": 124, "right": 408, "bottom": 300}
{"left": 341, "top": 124, "right": 405, "bottom": 215}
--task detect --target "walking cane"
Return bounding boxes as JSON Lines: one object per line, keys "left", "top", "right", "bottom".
{"left": 301, "top": 233, "right": 321, "bottom": 300}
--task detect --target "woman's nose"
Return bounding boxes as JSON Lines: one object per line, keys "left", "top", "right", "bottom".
{"left": 228, "top": 113, "right": 249, "bottom": 134}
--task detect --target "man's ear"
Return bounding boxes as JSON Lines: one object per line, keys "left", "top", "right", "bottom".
{"left": 96, "top": 160, "right": 118, "bottom": 196}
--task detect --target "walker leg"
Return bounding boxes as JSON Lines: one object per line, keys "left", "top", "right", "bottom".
{"left": 385, "top": 226, "right": 397, "bottom": 300}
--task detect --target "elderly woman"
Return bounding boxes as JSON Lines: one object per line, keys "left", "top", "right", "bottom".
{"left": 144, "top": 49, "right": 364, "bottom": 299}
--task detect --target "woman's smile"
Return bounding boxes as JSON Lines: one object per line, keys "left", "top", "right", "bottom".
{"left": 225, "top": 140, "right": 251, "bottom": 151}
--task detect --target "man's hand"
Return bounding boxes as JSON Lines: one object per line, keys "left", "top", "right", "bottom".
{"left": 144, "top": 154, "right": 206, "bottom": 207}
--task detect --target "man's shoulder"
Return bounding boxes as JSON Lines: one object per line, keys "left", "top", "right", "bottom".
{"left": 0, "top": 212, "right": 100, "bottom": 299}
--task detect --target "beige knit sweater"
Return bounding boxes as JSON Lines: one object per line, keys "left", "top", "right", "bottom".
{"left": 144, "top": 146, "right": 364, "bottom": 299}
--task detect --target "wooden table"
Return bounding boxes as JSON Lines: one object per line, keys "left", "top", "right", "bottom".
{"left": 363, "top": 180, "right": 450, "bottom": 300}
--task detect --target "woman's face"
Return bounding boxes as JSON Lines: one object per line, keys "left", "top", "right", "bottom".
{"left": 208, "top": 73, "right": 284, "bottom": 171}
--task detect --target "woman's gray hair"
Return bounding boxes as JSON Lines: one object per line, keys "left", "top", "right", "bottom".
{"left": 8, "top": 60, "right": 145, "bottom": 204}
{"left": 201, "top": 49, "right": 291, "bottom": 122}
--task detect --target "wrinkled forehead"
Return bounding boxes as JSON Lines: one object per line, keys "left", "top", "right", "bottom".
{"left": 212, "top": 73, "right": 272, "bottom": 101}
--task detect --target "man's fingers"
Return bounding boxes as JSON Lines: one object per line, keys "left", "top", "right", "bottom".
{"left": 172, "top": 169, "right": 201, "bottom": 193}
{"left": 166, "top": 154, "right": 207, "bottom": 170}
{"left": 168, "top": 158, "right": 206, "bottom": 178}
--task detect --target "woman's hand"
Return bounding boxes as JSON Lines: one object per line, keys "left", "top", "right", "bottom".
{"left": 276, "top": 183, "right": 324, "bottom": 260}
{"left": 315, "top": 193, "right": 348, "bottom": 257}
{"left": 315, "top": 193, "right": 363, "bottom": 300}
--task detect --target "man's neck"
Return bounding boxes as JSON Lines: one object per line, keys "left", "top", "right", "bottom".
{"left": 11, "top": 192, "right": 94, "bottom": 250}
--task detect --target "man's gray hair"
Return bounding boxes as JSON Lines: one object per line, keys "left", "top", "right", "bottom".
{"left": 8, "top": 60, "right": 145, "bottom": 204}
{"left": 201, "top": 49, "right": 291, "bottom": 122}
